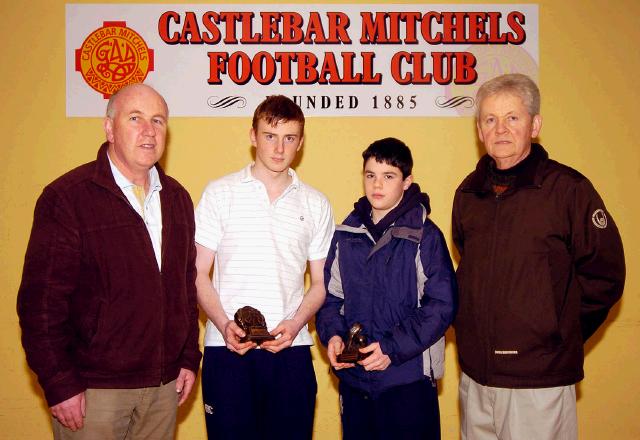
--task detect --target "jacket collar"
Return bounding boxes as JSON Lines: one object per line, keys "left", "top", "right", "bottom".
{"left": 92, "top": 142, "right": 174, "bottom": 195}
{"left": 351, "top": 183, "right": 430, "bottom": 242}
{"left": 92, "top": 142, "right": 179, "bottom": 269}
{"left": 462, "top": 143, "right": 549, "bottom": 194}
{"left": 340, "top": 202, "right": 427, "bottom": 259}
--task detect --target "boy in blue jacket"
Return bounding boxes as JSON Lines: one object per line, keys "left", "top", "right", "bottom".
{"left": 316, "top": 138, "right": 457, "bottom": 439}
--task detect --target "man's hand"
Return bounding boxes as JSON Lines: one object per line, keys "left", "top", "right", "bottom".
{"left": 261, "top": 319, "right": 302, "bottom": 353}
{"left": 327, "top": 335, "right": 355, "bottom": 370}
{"left": 358, "top": 342, "right": 391, "bottom": 371}
{"left": 176, "top": 368, "right": 196, "bottom": 406}
{"left": 223, "top": 319, "right": 256, "bottom": 355}
{"left": 50, "top": 392, "right": 86, "bottom": 431}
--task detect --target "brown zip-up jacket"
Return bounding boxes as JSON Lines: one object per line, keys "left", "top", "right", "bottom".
{"left": 452, "top": 144, "right": 624, "bottom": 388}
{"left": 17, "top": 143, "right": 202, "bottom": 406}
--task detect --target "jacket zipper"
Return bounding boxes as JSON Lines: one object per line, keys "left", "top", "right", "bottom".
{"left": 484, "top": 192, "right": 503, "bottom": 382}
{"left": 114, "top": 188, "right": 166, "bottom": 382}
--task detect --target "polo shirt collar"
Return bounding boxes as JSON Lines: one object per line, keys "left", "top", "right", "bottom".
{"left": 241, "top": 163, "right": 300, "bottom": 189}
{"left": 107, "top": 152, "right": 162, "bottom": 192}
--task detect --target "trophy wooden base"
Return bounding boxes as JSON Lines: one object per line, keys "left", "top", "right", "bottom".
{"left": 240, "top": 327, "right": 275, "bottom": 345}
{"left": 337, "top": 350, "right": 371, "bottom": 364}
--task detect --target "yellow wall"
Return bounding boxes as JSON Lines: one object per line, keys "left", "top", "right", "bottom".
{"left": 1, "top": 1, "right": 638, "bottom": 438}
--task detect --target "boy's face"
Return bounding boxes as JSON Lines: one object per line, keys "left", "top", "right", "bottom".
{"left": 250, "top": 117, "right": 303, "bottom": 175}
{"left": 363, "top": 158, "right": 412, "bottom": 221}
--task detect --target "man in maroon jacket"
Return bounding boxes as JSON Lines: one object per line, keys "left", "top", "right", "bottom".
{"left": 17, "top": 84, "right": 201, "bottom": 439}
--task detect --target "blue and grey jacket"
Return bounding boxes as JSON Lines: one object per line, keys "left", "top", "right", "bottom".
{"left": 316, "top": 185, "right": 457, "bottom": 396}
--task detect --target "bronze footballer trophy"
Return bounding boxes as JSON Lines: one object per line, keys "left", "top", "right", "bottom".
{"left": 234, "top": 306, "right": 276, "bottom": 345}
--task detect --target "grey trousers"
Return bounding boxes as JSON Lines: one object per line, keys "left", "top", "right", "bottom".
{"left": 459, "top": 373, "right": 577, "bottom": 440}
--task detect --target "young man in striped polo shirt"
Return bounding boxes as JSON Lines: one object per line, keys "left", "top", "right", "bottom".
{"left": 194, "top": 95, "right": 335, "bottom": 439}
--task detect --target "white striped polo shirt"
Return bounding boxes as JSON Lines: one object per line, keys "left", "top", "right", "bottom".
{"left": 195, "top": 164, "right": 335, "bottom": 347}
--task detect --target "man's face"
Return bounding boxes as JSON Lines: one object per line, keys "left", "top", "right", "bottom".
{"left": 363, "top": 158, "right": 412, "bottom": 221}
{"left": 104, "top": 85, "right": 168, "bottom": 179}
{"left": 250, "top": 118, "right": 303, "bottom": 175}
{"left": 477, "top": 92, "right": 542, "bottom": 169}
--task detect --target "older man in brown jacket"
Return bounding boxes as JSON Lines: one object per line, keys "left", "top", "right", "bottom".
{"left": 453, "top": 74, "right": 625, "bottom": 440}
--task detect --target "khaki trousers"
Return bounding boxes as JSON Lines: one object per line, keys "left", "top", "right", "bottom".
{"left": 459, "top": 373, "right": 577, "bottom": 440}
{"left": 52, "top": 380, "right": 178, "bottom": 440}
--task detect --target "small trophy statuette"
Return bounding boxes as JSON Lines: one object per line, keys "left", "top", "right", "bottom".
{"left": 234, "top": 306, "right": 275, "bottom": 345}
{"left": 336, "top": 322, "right": 371, "bottom": 363}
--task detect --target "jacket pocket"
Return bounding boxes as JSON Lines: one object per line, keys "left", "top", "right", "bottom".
{"left": 74, "top": 294, "right": 111, "bottom": 371}
{"left": 74, "top": 296, "right": 105, "bottom": 347}
{"left": 491, "top": 252, "right": 563, "bottom": 376}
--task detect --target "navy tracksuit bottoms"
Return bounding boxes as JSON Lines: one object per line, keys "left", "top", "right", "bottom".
{"left": 339, "top": 377, "right": 441, "bottom": 439}
{"left": 202, "top": 346, "right": 316, "bottom": 440}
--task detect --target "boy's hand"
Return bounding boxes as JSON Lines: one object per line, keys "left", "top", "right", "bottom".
{"left": 261, "top": 319, "right": 302, "bottom": 353}
{"left": 358, "top": 342, "right": 391, "bottom": 371}
{"left": 327, "top": 335, "right": 355, "bottom": 370}
{"left": 223, "top": 319, "right": 256, "bottom": 354}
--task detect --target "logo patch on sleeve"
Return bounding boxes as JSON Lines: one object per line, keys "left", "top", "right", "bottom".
{"left": 592, "top": 209, "right": 608, "bottom": 229}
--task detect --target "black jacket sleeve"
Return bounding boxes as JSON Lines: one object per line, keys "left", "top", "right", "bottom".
{"left": 570, "top": 179, "right": 625, "bottom": 341}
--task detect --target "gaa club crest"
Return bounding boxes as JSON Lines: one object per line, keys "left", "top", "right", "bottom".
{"left": 75, "top": 21, "right": 154, "bottom": 98}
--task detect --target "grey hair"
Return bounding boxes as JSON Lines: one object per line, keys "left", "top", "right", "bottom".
{"left": 475, "top": 73, "right": 540, "bottom": 117}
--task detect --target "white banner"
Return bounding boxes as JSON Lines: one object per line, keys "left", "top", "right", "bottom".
{"left": 66, "top": 4, "right": 538, "bottom": 117}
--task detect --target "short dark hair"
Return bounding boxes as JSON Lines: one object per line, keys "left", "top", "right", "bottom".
{"left": 252, "top": 95, "right": 305, "bottom": 134}
{"left": 362, "top": 137, "right": 413, "bottom": 178}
